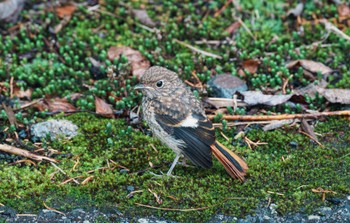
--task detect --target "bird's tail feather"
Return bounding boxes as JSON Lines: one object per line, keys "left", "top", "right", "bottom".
{"left": 210, "top": 141, "right": 248, "bottom": 181}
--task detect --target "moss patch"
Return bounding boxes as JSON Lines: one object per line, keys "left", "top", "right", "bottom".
{"left": 1, "top": 113, "right": 349, "bottom": 222}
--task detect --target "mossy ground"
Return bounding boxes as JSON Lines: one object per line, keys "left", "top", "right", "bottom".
{"left": 0, "top": 0, "right": 350, "bottom": 222}
{"left": 1, "top": 113, "right": 349, "bottom": 222}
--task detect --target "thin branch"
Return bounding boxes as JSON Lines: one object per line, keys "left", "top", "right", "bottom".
{"left": 51, "top": 162, "right": 80, "bottom": 185}
{"left": 174, "top": 39, "right": 222, "bottom": 59}
{"left": 0, "top": 144, "right": 58, "bottom": 163}
{"left": 208, "top": 110, "right": 350, "bottom": 121}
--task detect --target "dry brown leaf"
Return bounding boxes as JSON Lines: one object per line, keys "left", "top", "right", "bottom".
{"left": 34, "top": 98, "right": 76, "bottom": 112}
{"left": 55, "top": 3, "right": 76, "bottom": 18}
{"left": 13, "top": 87, "right": 32, "bottom": 99}
{"left": 294, "top": 79, "right": 328, "bottom": 98}
{"left": 66, "top": 93, "right": 83, "bottom": 101}
{"left": 337, "top": 4, "right": 350, "bottom": 18}
{"left": 243, "top": 59, "right": 260, "bottom": 74}
{"left": 225, "top": 21, "right": 241, "bottom": 34}
{"left": 286, "top": 60, "right": 333, "bottom": 76}
{"left": 2, "top": 103, "right": 18, "bottom": 127}
{"left": 46, "top": 98, "right": 76, "bottom": 112}
{"left": 132, "top": 9, "right": 156, "bottom": 27}
{"left": 295, "top": 81, "right": 350, "bottom": 104}
{"left": 240, "top": 91, "right": 293, "bottom": 106}
{"left": 107, "top": 46, "right": 150, "bottom": 78}
{"left": 301, "top": 119, "right": 318, "bottom": 142}
{"left": 318, "top": 88, "right": 350, "bottom": 104}
{"left": 95, "top": 96, "right": 114, "bottom": 118}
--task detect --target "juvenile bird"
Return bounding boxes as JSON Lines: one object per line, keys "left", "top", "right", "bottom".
{"left": 135, "top": 66, "right": 248, "bottom": 181}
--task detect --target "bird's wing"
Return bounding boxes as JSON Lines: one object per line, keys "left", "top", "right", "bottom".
{"left": 153, "top": 98, "right": 215, "bottom": 168}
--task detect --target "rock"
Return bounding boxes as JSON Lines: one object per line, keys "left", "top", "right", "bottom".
{"left": 31, "top": 120, "right": 78, "bottom": 141}
{"left": 308, "top": 214, "right": 321, "bottom": 221}
{"left": 207, "top": 74, "right": 247, "bottom": 98}
{"left": 38, "top": 209, "right": 58, "bottom": 219}
{"left": 0, "top": 206, "right": 17, "bottom": 218}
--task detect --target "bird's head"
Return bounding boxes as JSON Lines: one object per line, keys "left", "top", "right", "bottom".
{"left": 134, "top": 66, "right": 182, "bottom": 99}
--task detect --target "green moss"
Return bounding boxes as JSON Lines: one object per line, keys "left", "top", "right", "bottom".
{"left": 1, "top": 114, "right": 349, "bottom": 222}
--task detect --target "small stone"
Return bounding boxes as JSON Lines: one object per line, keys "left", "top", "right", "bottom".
{"left": 207, "top": 74, "right": 247, "bottom": 98}
{"left": 39, "top": 209, "right": 57, "bottom": 218}
{"left": 138, "top": 218, "right": 149, "bottom": 223}
{"left": 31, "top": 120, "right": 78, "bottom": 140}
{"left": 319, "top": 207, "right": 332, "bottom": 216}
{"left": 289, "top": 141, "right": 298, "bottom": 148}
{"left": 308, "top": 214, "right": 321, "bottom": 220}
{"left": 127, "top": 185, "right": 135, "bottom": 192}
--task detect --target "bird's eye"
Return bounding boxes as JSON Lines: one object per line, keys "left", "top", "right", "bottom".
{"left": 156, "top": 80, "right": 164, "bottom": 88}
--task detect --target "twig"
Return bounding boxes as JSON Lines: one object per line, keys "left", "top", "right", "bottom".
{"left": 208, "top": 110, "right": 350, "bottom": 121}
{"left": 51, "top": 162, "right": 80, "bottom": 185}
{"left": 0, "top": 144, "right": 58, "bottom": 163}
{"left": 299, "top": 131, "right": 324, "bottom": 148}
{"left": 214, "top": 0, "right": 232, "bottom": 17}
{"left": 16, "top": 214, "right": 37, "bottom": 217}
{"left": 13, "top": 98, "right": 43, "bottom": 111}
{"left": 135, "top": 197, "right": 247, "bottom": 212}
{"left": 234, "top": 17, "right": 255, "bottom": 40}
{"left": 320, "top": 19, "right": 350, "bottom": 41}
{"left": 174, "top": 39, "right": 222, "bottom": 59}
{"left": 43, "top": 202, "right": 66, "bottom": 216}
{"left": 10, "top": 76, "right": 14, "bottom": 98}
{"left": 267, "top": 191, "right": 284, "bottom": 196}
{"left": 213, "top": 120, "right": 276, "bottom": 128}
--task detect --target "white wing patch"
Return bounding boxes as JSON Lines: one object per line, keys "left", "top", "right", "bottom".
{"left": 181, "top": 115, "right": 198, "bottom": 127}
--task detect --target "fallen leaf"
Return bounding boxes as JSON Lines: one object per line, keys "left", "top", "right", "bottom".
{"left": 55, "top": 3, "right": 76, "bottom": 18}
{"left": 95, "top": 96, "right": 114, "bottom": 118}
{"left": 205, "top": 97, "right": 247, "bottom": 108}
{"left": 225, "top": 21, "right": 241, "bottom": 34}
{"left": 34, "top": 98, "right": 76, "bottom": 112}
{"left": 66, "top": 93, "right": 83, "bottom": 101}
{"left": 293, "top": 79, "right": 328, "bottom": 98}
{"left": 294, "top": 81, "right": 350, "bottom": 104}
{"left": 132, "top": 9, "right": 156, "bottom": 27}
{"left": 263, "top": 119, "right": 296, "bottom": 131}
{"left": 243, "top": 59, "right": 260, "bottom": 74}
{"left": 107, "top": 46, "right": 150, "bottom": 78}
{"left": 13, "top": 87, "right": 32, "bottom": 99}
{"left": 287, "top": 2, "right": 304, "bottom": 17}
{"left": 318, "top": 88, "right": 350, "bottom": 104}
{"left": 0, "top": 0, "right": 24, "bottom": 23}
{"left": 240, "top": 91, "right": 293, "bottom": 106}
{"left": 286, "top": 60, "right": 333, "bottom": 77}
{"left": 301, "top": 119, "right": 318, "bottom": 142}
{"left": 2, "top": 103, "right": 18, "bottom": 127}
{"left": 337, "top": 4, "right": 350, "bottom": 18}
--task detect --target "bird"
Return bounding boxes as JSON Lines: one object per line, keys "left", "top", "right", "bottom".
{"left": 135, "top": 66, "right": 248, "bottom": 181}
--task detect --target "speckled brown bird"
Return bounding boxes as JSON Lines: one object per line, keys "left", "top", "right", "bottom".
{"left": 135, "top": 66, "right": 248, "bottom": 181}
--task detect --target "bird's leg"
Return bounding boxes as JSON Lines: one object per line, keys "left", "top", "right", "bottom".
{"left": 166, "top": 153, "right": 181, "bottom": 176}
{"left": 179, "top": 156, "right": 193, "bottom": 167}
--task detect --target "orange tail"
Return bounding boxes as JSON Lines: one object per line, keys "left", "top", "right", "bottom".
{"left": 210, "top": 141, "right": 248, "bottom": 182}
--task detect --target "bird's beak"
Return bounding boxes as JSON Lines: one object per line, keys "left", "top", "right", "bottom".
{"left": 134, "top": 84, "right": 153, "bottom": 90}
{"left": 134, "top": 83, "right": 145, "bottom": 90}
